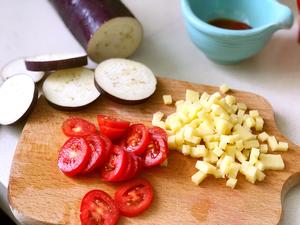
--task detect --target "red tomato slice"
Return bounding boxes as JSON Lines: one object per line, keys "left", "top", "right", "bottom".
{"left": 114, "top": 179, "right": 154, "bottom": 217}
{"left": 80, "top": 190, "right": 119, "bottom": 225}
{"left": 119, "top": 153, "right": 134, "bottom": 181}
{"left": 98, "top": 133, "right": 113, "bottom": 161}
{"left": 100, "top": 145, "right": 128, "bottom": 182}
{"left": 100, "top": 125, "right": 127, "bottom": 141}
{"left": 97, "top": 114, "right": 130, "bottom": 129}
{"left": 119, "top": 124, "right": 150, "bottom": 155}
{"left": 148, "top": 126, "right": 167, "bottom": 140}
{"left": 81, "top": 135, "right": 106, "bottom": 174}
{"left": 127, "top": 154, "right": 143, "bottom": 180}
{"left": 143, "top": 135, "right": 168, "bottom": 168}
{"left": 62, "top": 117, "right": 96, "bottom": 137}
{"left": 58, "top": 137, "right": 91, "bottom": 176}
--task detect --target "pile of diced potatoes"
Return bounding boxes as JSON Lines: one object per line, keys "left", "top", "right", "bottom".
{"left": 152, "top": 85, "right": 288, "bottom": 189}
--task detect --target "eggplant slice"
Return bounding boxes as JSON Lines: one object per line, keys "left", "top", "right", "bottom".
{"left": 42, "top": 67, "right": 100, "bottom": 110}
{"left": 0, "top": 74, "right": 38, "bottom": 125}
{"left": 95, "top": 58, "right": 157, "bottom": 104}
{"left": 1, "top": 58, "right": 44, "bottom": 83}
{"left": 25, "top": 53, "right": 88, "bottom": 71}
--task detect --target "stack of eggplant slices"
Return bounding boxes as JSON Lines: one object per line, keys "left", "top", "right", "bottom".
{"left": 0, "top": 0, "right": 157, "bottom": 126}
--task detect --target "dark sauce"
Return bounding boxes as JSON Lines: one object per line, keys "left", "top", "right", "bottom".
{"left": 208, "top": 18, "right": 252, "bottom": 30}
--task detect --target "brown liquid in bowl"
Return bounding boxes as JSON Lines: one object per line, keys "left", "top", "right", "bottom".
{"left": 208, "top": 18, "right": 252, "bottom": 30}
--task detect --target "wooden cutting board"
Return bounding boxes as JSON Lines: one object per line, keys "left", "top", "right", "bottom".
{"left": 8, "top": 77, "right": 300, "bottom": 225}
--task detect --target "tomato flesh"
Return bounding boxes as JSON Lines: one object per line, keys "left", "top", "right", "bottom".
{"left": 120, "top": 124, "right": 150, "bottom": 155}
{"left": 80, "top": 190, "right": 119, "bottom": 225}
{"left": 100, "top": 125, "right": 127, "bottom": 141}
{"left": 143, "top": 135, "right": 168, "bottom": 168}
{"left": 81, "top": 135, "right": 106, "bottom": 174}
{"left": 98, "top": 133, "right": 113, "bottom": 161}
{"left": 62, "top": 117, "right": 97, "bottom": 137}
{"left": 115, "top": 179, "right": 153, "bottom": 217}
{"left": 148, "top": 126, "right": 167, "bottom": 141}
{"left": 97, "top": 114, "right": 130, "bottom": 129}
{"left": 100, "top": 145, "right": 128, "bottom": 182}
{"left": 58, "top": 137, "right": 91, "bottom": 176}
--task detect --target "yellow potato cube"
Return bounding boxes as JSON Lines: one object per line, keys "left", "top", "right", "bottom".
{"left": 220, "top": 155, "right": 234, "bottom": 175}
{"left": 228, "top": 162, "right": 241, "bottom": 179}
{"left": 225, "top": 145, "right": 237, "bottom": 158}
{"left": 267, "top": 136, "right": 278, "bottom": 151}
{"left": 181, "top": 145, "right": 191, "bottom": 156}
{"left": 235, "top": 151, "right": 246, "bottom": 163}
{"left": 249, "top": 148, "right": 260, "bottom": 165}
{"left": 200, "top": 92, "right": 210, "bottom": 104}
{"left": 183, "top": 125, "right": 193, "bottom": 140}
{"left": 226, "top": 178, "right": 238, "bottom": 189}
{"left": 233, "top": 124, "right": 255, "bottom": 141}
{"left": 186, "top": 136, "right": 201, "bottom": 145}
{"left": 215, "top": 118, "right": 233, "bottom": 135}
{"left": 191, "top": 171, "right": 207, "bottom": 185}
{"left": 152, "top": 121, "right": 166, "bottom": 129}
{"left": 244, "top": 140, "right": 260, "bottom": 149}
{"left": 191, "top": 145, "right": 207, "bottom": 158}
{"left": 175, "top": 100, "right": 185, "bottom": 107}
{"left": 260, "top": 144, "right": 268, "bottom": 153}
{"left": 186, "top": 89, "right": 199, "bottom": 103}
{"left": 249, "top": 110, "right": 259, "bottom": 118}
{"left": 208, "top": 92, "right": 222, "bottom": 106}
{"left": 160, "top": 159, "right": 168, "bottom": 167}
{"left": 276, "top": 142, "right": 289, "bottom": 152}
{"left": 220, "top": 84, "right": 230, "bottom": 94}
{"left": 258, "top": 132, "right": 269, "bottom": 142}
{"left": 237, "top": 102, "right": 247, "bottom": 111}
{"left": 203, "top": 134, "right": 220, "bottom": 142}
{"left": 255, "top": 161, "right": 265, "bottom": 171}
{"left": 225, "top": 95, "right": 236, "bottom": 105}
{"left": 198, "top": 121, "right": 215, "bottom": 135}
{"left": 244, "top": 117, "right": 255, "bottom": 128}
{"left": 152, "top": 111, "right": 164, "bottom": 123}
{"left": 177, "top": 111, "right": 190, "bottom": 124}
{"left": 167, "top": 135, "right": 177, "bottom": 150}
{"left": 175, "top": 130, "right": 184, "bottom": 146}
{"left": 242, "top": 149, "right": 250, "bottom": 160}
{"left": 203, "top": 152, "right": 219, "bottom": 164}
{"left": 255, "top": 116, "right": 264, "bottom": 131}
{"left": 241, "top": 162, "right": 258, "bottom": 184}
{"left": 213, "top": 148, "right": 224, "bottom": 157}
{"left": 259, "top": 154, "right": 284, "bottom": 170}
{"left": 237, "top": 109, "right": 245, "bottom": 124}
{"left": 195, "top": 161, "right": 217, "bottom": 174}
{"left": 236, "top": 140, "right": 244, "bottom": 151}
{"left": 163, "top": 95, "right": 173, "bottom": 105}
{"left": 230, "top": 114, "right": 239, "bottom": 125}
{"left": 256, "top": 170, "right": 266, "bottom": 182}
{"left": 206, "top": 141, "right": 219, "bottom": 150}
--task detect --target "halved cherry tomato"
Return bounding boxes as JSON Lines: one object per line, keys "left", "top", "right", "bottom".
{"left": 148, "top": 126, "right": 167, "bottom": 140}
{"left": 80, "top": 190, "right": 119, "bottom": 225}
{"left": 58, "top": 137, "right": 91, "bottom": 176}
{"left": 97, "top": 114, "right": 130, "bottom": 129}
{"left": 62, "top": 117, "right": 96, "bottom": 137}
{"left": 119, "top": 153, "right": 134, "bottom": 181}
{"left": 100, "top": 126, "right": 127, "bottom": 141}
{"left": 143, "top": 135, "right": 168, "bottom": 168}
{"left": 119, "top": 124, "right": 150, "bottom": 155}
{"left": 98, "top": 133, "right": 113, "bottom": 161}
{"left": 81, "top": 135, "right": 106, "bottom": 174}
{"left": 127, "top": 154, "right": 143, "bottom": 180}
{"left": 100, "top": 145, "right": 128, "bottom": 182}
{"left": 114, "top": 179, "right": 153, "bottom": 217}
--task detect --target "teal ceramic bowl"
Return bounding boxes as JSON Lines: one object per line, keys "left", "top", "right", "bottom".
{"left": 181, "top": 0, "right": 293, "bottom": 64}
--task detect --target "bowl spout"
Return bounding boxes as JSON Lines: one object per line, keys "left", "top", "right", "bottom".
{"left": 271, "top": 2, "right": 293, "bottom": 30}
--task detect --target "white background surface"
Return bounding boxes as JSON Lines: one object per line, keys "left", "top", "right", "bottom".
{"left": 0, "top": 0, "right": 300, "bottom": 224}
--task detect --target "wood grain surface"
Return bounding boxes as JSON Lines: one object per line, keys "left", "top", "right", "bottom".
{"left": 8, "top": 77, "right": 300, "bottom": 225}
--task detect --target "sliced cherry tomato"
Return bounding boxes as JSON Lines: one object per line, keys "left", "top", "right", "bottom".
{"left": 62, "top": 117, "right": 96, "bottom": 137}
{"left": 143, "top": 135, "right": 168, "bottom": 168}
{"left": 97, "top": 114, "right": 130, "bottom": 129}
{"left": 119, "top": 153, "right": 134, "bottom": 181}
{"left": 100, "top": 145, "right": 128, "bottom": 182}
{"left": 127, "top": 154, "right": 143, "bottom": 180}
{"left": 148, "top": 126, "right": 167, "bottom": 140}
{"left": 114, "top": 179, "right": 153, "bottom": 217}
{"left": 81, "top": 135, "right": 106, "bottom": 174}
{"left": 119, "top": 124, "right": 150, "bottom": 155}
{"left": 98, "top": 133, "right": 113, "bottom": 161}
{"left": 58, "top": 137, "right": 91, "bottom": 176}
{"left": 100, "top": 125, "right": 127, "bottom": 141}
{"left": 80, "top": 190, "right": 119, "bottom": 225}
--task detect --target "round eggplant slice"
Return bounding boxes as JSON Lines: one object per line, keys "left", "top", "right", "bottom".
{"left": 25, "top": 53, "right": 88, "bottom": 71}
{"left": 1, "top": 58, "right": 44, "bottom": 83}
{"left": 95, "top": 59, "right": 157, "bottom": 104}
{"left": 42, "top": 67, "right": 100, "bottom": 110}
{"left": 0, "top": 74, "right": 38, "bottom": 125}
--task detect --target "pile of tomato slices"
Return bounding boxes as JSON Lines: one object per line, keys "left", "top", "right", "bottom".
{"left": 58, "top": 115, "right": 169, "bottom": 182}
{"left": 80, "top": 179, "right": 153, "bottom": 225}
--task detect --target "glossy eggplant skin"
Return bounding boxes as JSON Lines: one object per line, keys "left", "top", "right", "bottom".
{"left": 51, "top": 0, "right": 135, "bottom": 49}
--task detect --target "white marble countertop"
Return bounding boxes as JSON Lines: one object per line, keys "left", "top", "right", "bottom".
{"left": 1, "top": 0, "right": 300, "bottom": 224}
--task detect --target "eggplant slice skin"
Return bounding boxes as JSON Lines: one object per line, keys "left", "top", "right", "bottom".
{"left": 42, "top": 67, "right": 100, "bottom": 110}
{"left": 0, "top": 74, "right": 38, "bottom": 125}
{"left": 51, "top": 0, "right": 143, "bottom": 62}
{"left": 1, "top": 58, "right": 45, "bottom": 83}
{"left": 25, "top": 53, "right": 88, "bottom": 71}
{"left": 95, "top": 58, "right": 157, "bottom": 104}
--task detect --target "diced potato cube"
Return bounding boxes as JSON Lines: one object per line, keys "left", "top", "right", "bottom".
{"left": 228, "top": 162, "right": 241, "bottom": 179}
{"left": 160, "top": 159, "right": 168, "bottom": 167}
{"left": 186, "top": 136, "right": 201, "bottom": 145}
{"left": 220, "top": 84, "right": 230, "bottom": 94}
{"left": 241, "top": 162, "right": 257, "bottom": 184}
{"left": 191, "top": 171, "right": 207, "bottom": 185}
{"left": 203, "top": 152, "right": 219, "bottom": 164}
{"left": 183, "top": 126, "right": 193, "bottom": 140}
{"left": 152, "top": 111, "right": 164, "bottom": 123}
{"left": 213, "top": 169, "right": 223, "bottom": 178}
{"left": 208, "top": 92, "right": 222, "bottom": 105}
{"left": 244, "top": 117, "right": 255, "bottom": 128}
{"left": 178, "top": 111, "right": 190, "bottom": 123}
{"left": 225, "top": 145, "right": 237, "bottom": 158}
{"left": 256, "top": 170, "right": 266, "bottom": 182}
{"left": 255, "top": 161, "right": 265, "bottom": 171}
{"left": 244, "top": 140, "right": 260, "bottom": 149}
{"left": 163, "top": 95, "right": 173, "bottom": 105}
{"left": 236, "top": 140, "right": 244, "bottom": 151}
{"left": 249, "top": 110, "right": 259, "bottom": 118}
{"left": 235, "top": 151, "right": 246, "bottom": 163}
{"left": 255, "top": 116, "right": 264, "bottom": 131}
{"left": 225, "top": 95, "right": 236, "bottom": 105}
{"left": 276, "top": 142, "right": 288, "bottom": 152}
{"left": 249, "top": 148, "right": 260, "bottom": 165}
{"left": 230, "top": 114, "right": 238, "bottom": 124}
{"left": 203, "top": 134, "right": 220, "bottom": 142}
{"left": 237, "top": 110, "right": 245, "bottom": 124}
{"left": 267, "top": 136, "right": 278, "bottom": 151}
{"left": 191, "top": 145, "right": 207, "bottom": 158}
{"left": 220, "top": 155, "right": 234, "bottom": 175}
{"left": 189, "top": 119, "right": 202, "bottom": 128}
{"left": 167, "top": 135, "right": 177, "bottom": 150}
{"left": 233, "top": 124, "right": 255, "bottom": 141}
{"left": 186, "top": 89, "right": 199, "bottom": 103}
{"left": 226, "top": 178, "right": 237, "bottom": 189}
{"left": 152, "top": 121, "right": 166, "bottom": 129}
{"left": 242, "top": 149, "right": 250, "bottom": 160}
{"left": 200, "top": 92, "right": 210, "bottom": 103}
{"left": 195, "top": 161, "right": 217, "bottom": 174}
{"left": 213, "top": 148, "right": 224, "bottom": 157}
{"left": 231, "top": 105, "right": 238, "bottom": 114}
{"left": 181, "top": 145, "right": 191, "bottom": 156}
{"left": 167, "top": 119, "right": 182, "bottom": 132}
{"left": 206, "top": 141, "right": 219, "bottom": 150}
{"left": 175, "top": 130, "right": 184, "bottom": 146}
{"left": 198, "top": 121, "right": 214, "bottom": 135}
{"left": 215, "top": 118, "right": 233, "bottom": 135}
{"left": 259, "top": 154, "right": 284, "bottom": 170}
{"left": 260, "top": 144, "right": 268, "bottom": 153}
{"left": 258, "top": 132, "right": 269, "bottom": 142}
{"left": 237, "top": 102, "right": 247, "bottom": 111}
{"left": 175, "top": 100, "right": 185, "bottom": 107}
